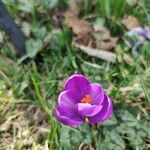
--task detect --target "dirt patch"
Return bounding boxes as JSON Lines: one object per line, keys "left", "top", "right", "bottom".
{"left": 0, "top": 103, "right": 49, "bottom": 150}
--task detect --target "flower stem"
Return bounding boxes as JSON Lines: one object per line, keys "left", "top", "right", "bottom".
{"left": 91, "top": 124, "right": 100, "bottom": 149}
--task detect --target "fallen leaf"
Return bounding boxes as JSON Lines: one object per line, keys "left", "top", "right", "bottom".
{"left": 73, "top": 42, "right": 116, "bottom": 63}
{"left": 66, "top": 17, "right": 93, "bottom": 46}
{"left": 97, "top": 37, "right": 118, "bottom": 51}
{"left": 122, "top": 16, "right": 139, "bottom": 29}
{"left": 67, "top": 0, "right": 84, "bottom": 16}
{"left": 92, "top": 18, "right": 118, "bottom": 51}
{"left": 67, "top": 17, "right": 93, "bottom": 36}
{"left": 93, "top": 18, "right": 112, "bottom": 45}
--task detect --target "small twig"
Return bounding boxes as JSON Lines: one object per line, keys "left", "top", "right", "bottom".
{"left": 73, "top": 42, "right": 117, "bottom": 63}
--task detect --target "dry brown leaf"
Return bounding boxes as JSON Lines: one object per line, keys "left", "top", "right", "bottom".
{"left": 66, "top": 17, "right": 93, "bottom": 46}
{"left": 92, "top": 20, "right": 118, "bottom": 51}
{"left": 122, "top": 16, "right": 139, "bottom": 29}
{"left": 73, "top": 42, "right": 116, "bottom": 63}
{"left": 67, "top": 0, "right": 84, "bottom": 16}
{"left": 97, "top": 37, "right": 118, "bottom": 51}
{"left": 67, "top": 18, "right": 93, "bottom": 36}
{"left": 65, "top": 0, "right": 93, "bottom": 46}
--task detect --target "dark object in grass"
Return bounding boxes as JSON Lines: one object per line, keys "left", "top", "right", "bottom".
{"left": 0, "top": 0, "right": 26, "bottom": 56}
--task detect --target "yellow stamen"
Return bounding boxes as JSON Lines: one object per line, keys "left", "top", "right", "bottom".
{"left": 81, "top": 94, "right": 92, "bottom": 103}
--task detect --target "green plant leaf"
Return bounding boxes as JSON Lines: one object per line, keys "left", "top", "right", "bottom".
{"left": 26, "top": 39, "right": 43, "bottom": 58}
{"left": 42, "top": 0, "right": 58, "bottom": 9}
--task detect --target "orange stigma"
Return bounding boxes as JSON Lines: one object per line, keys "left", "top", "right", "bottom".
{"left": 81, "top": 95, "right": 92, "bottom": 103}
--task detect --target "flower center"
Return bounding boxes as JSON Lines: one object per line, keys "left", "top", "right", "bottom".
{"left": 81, "top": 95, "right": 92, "bottom": 103}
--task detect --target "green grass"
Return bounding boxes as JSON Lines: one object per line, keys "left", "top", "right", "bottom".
{"left": 0, "top": 0, "right": 150, "bottom": 149}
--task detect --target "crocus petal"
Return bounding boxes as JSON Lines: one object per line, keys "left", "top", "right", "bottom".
{"left": 55, "top": 108, "right": 83, "bottom": 127}
{"left": 128, "top": 27, "right": 146, "bottom": 41}
{"left": 56, "top": 105, "right": 80, "bottom": 120}
{"left": 83, "top": 83, "right": 105, "bottom": 105}
{"left": 64, "top": 74, "right": 90, "bottom": 99}
{"left": 88, "top": 95, "right": 113, "bottom": 124}
{"left": 77, "top": 103, "right": 103, "bottom": 117}
{"left": 128, "top": 27, "right": 144, "bottom": 36}
{"left": 58, "top": 90, "right": 79, "bottom": 108}
{"left": 144, "top": 27, "right": 150, "bottom": 39}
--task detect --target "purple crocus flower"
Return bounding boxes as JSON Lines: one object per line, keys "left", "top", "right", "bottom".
{"left": 127, "top": 27, "right": 150, "bottom": 55}
{"left": 55, "top": 74, "right": 113, "bottom": 127}
{"left": 128, "top": 26, "right": 150, "bottom": 41}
